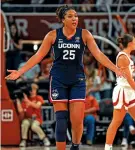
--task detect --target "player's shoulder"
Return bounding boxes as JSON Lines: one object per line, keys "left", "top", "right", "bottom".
{"left": 82, "top": 29, "right": 90, "bottom": 33}
{"left": 118, "top": 53, "right": 129, "bottom": 62}
{"left": 117, "top": 53, "right": 130, "bottom": 67}
{"left": 45, "top": 30, "right": 56, "bottom": 43}
{"left": 47, "top": 30, "right": 56, "bottom": 37}
{"left": 82, "top": 29, "right": 92, "bottom": 37}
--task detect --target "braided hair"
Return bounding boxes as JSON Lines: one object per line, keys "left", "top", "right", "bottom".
{"left": 56, "top": 5, "right": 75, "bottom": 23}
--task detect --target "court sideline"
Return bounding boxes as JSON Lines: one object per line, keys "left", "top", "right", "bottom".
{"left": 1, "top": 145, "right": 132, "bottom": 150}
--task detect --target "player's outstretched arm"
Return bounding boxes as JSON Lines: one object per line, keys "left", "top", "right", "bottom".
{"left": 5, "top": 30, "right": 56, "bottom": 80}
{"left": 83, "top": 29, "right": 122, "bottom": 76}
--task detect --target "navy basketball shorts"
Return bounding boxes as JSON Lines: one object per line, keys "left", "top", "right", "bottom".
{"left": 49, "top": 77, "right": 86, "bottom": 103}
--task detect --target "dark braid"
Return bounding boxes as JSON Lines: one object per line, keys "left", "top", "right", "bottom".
{"left": 56, "top": 5, "right": 75, "bottom": 22}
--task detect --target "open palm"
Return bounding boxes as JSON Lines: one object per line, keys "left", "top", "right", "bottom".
{"left": 5, "top": 70, "right": 21, "bottom": 80}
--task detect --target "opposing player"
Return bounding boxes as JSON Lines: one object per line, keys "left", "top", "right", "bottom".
{"left": 6, "top": 5, "right": 122, "bottom": 150}
{"left": 105, "top": 34, "right": 135, "bottom": 150}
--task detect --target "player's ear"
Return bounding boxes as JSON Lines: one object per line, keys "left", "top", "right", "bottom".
{"left": 62, "top": 18, "right": 65, "bottom": 25}
{"left": 128, "top": 41, "right": 132, "bottom": 48}
{"left": 131, "top": 41, "right": 135, "bottom": 49}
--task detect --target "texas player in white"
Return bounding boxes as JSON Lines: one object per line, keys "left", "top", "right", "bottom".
{"left": 105, "top": 34, "right": 135, "bottom": 150}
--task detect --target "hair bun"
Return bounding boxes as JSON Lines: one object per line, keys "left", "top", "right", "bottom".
{"left": 117, "top": 34, "right": 133, "bottom": 48}
{"left": 117, "top": 37, "right": 123, "bottom": 44}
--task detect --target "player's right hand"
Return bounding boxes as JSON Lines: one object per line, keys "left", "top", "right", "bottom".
{"left": 5, "top": 69, "right": 21, "bottom": 80}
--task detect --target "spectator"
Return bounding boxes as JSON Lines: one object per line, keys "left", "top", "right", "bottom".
{"left": 121, "top": 113, "right": 135, "bottom": 148}
{"left": 6, "top": 23, "right": 22, "bottom": 70}
{"left": 96, "top": 0, "right": 113, "bottom": 12}
{"left": 127, "top": 22, "right": 135, "bottom": 36}
{"left": 80, "top": 0, "right": 94, "bottom": 12}
{"left": 59, "top": 0, "right": 72, "bottom": 4}
{"left": 83, "top": 50, "right": 94, "bottom": 66}
{"left": 8, "top": 15, "right": 16, "bottom": 26}
{"left": 16, "top": 83, "right": 50, "bottom": 147}
{"left": 84, "top": 93, "right": 99, "bottom": 145}
{"left": 98, "top": 64, "right": 115, "bottom": 99}
{"left": 85, "top": 63, "right": 101, "bottom": 102}
{"left": 39, "top": 57, "right": 53, "bottom": 81}
{"left": 17, "top": 53, "right": 40, "bottom": 82}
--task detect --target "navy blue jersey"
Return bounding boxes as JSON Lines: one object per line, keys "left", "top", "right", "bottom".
{"left": 50, "top": 28, "right": 86, "bottom": 84}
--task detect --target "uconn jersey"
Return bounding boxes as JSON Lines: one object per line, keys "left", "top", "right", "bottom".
{"left": 50, "top": 28, "right": 85, "bottom": 84}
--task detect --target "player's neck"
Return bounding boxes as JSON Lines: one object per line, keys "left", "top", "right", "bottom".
{"left": 123, "top": 48, "right": 132, "bottom": 56}
{"left": 63, "top": 27, "right": 76, "bottom": 38}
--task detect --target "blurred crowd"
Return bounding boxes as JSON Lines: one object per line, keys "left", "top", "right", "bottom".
{"left": 1, "top": 0, "right": 135, "bottom": 12}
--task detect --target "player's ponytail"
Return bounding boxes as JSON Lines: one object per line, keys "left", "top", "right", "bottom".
{"left": 117, "top": 34, "right": 133, "bottom": 48}
{"left": 56, "top": 5, "right": 75, "bottom": 23}
{"left": 117, "top": 37, "right": 123, "bottom": 44}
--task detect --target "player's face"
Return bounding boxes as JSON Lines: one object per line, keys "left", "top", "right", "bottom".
{"left": 133, "top": 38, "right": 135, "bottom": 50}
{"left": 130, "top": 38, "right": 135, "bottom": 50}
{"left": 63, "top": 9, "right": 78, "bottom": 29}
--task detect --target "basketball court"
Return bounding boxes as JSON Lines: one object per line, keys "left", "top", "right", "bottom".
{"left": 1, "top": 145, "right": 132, "bottom": 150}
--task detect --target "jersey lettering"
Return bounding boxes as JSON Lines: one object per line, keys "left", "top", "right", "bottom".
{"left": 63, "top": 50, "right": 75, "bottom": 60}
{"left": 58, "top": 43, "right": 80, "bottom": 49}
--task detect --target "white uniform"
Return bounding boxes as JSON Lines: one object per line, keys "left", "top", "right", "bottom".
{"left": 112, "top": 52, "right": 135, "bottom": 110}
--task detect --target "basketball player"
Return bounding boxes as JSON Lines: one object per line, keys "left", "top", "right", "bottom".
{"left": 6, "top": 5, "right": 122, "bottom": 150}
{"left": 105, "top": 34, "right": 135, "bottom": 150}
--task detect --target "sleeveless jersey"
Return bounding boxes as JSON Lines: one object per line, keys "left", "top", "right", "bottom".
{"left": 116, "top": 51, "right": 134, "bottom": 87}
{"left": 50, "top": 28, "right": 86, "bottom": 84}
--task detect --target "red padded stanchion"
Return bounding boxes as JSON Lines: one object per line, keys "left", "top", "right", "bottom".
{"left": 1, "top": 11, "right": 21, "bottom": 145}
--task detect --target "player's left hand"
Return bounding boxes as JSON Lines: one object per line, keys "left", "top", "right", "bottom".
{"left": 115, "top": 67, "right": 125, "bottom": 78}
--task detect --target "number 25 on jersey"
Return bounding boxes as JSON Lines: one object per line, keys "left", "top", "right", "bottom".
{"left": 63, "top": 50, "right": 75, "bottom": 60}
